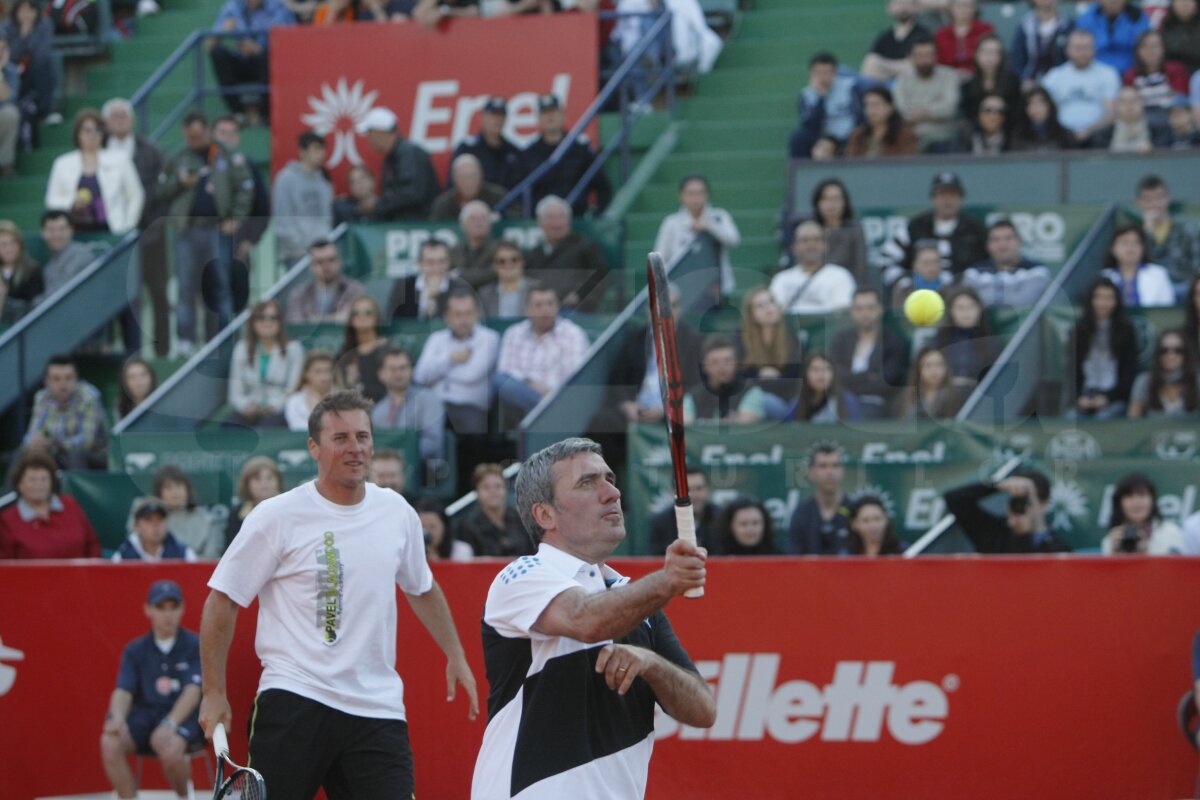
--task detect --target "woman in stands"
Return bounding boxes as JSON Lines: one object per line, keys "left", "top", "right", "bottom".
{"left": 1124, "top": 30, "right": 1189, "bottom": 134}
{"left": 1128, "top": 328, "right": 1200, "bottom": 418}
{"left": 284, "top": 349, "right": 335, "bottom": 431}
{"left": 227, "top": 298, "right": 304, "bottom": 428}
{"left": 44, "top": 109, "right": 143, "bottom": 234}
{"left": 1095, "top": 87, "right": 1158, "bottom": 153}
{"left": 1102, "top": 472, "right": 1185, "bottom": 554}
{"left": 714, "top": 496, "right": 778, "bottom": 556}
{"left": 1010, "top": 87, "right": 1073, "bottom": 152}
{"left": 897, "top": 347, "right": 964, "bottom": 420}
{"left": 950, "top": 92, "right": 1011, "bottom": 155}
{"left": 1067, "top": 276, "right": 1138, "bottom": 419}
{"left": 808, "top": 178, "right": 868, "bottom": 285}
{"left": 0, "top": 449, "right": 99, "bottom": 558}
{"left": 115, "top": 356, "right": 158, "bottom": 422}
{"left": 1184, "top": 275, "right": 1200, "bottom": 357}
{"left": 1, "top": 0, "right": 57, "bottom": 127}
{"left": 1161, "top": 0, "right": 1200, "bottom": 75}
{"left": 960, "top": 34, "right": 1021, "bottom": 122}
{"left": 224, "top": 455, "right": 282, "bottom": 547}
{"left": 791, "top": 352, "right": 859, "bottom": 423}
{"left": 845, "top": 86, "right": 919, "bottom": 158}
{"left": 735, "top": 288, "right": 803, "bottom": 421}
{"left": 934, "top": 286, "right": 997, "bottom": 390}
{"left": 846, "top": 495, "right": 905, "bottom": 556}
{"left": 1102, "top": 222, "right": 1175, "bottom": 307}
{"left": 152, "top": 464, "right": 224, "bottom": 559}
{"left": 934, "top": 0, "right": 995, "bottom": 77}
{"left": 337, "top": 295, "right": 388, "bottom": 402}
{"left": 0, "top": 219, "right": 44, "bottom": 324}
{"left": 453, "top": 463, "right": 532, "bottom": 558}
{"left": 416, "top": 497, "right": 473, "bottom": 562}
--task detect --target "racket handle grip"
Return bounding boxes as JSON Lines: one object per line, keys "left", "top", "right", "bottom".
{"left": 675, "top": 503, "right": 704, "bottom": 599}
{"left": 213, "top": 722, "right": 229, "bottom": 758}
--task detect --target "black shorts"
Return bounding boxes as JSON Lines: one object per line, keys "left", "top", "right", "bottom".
{"left": 127, "top": 707, "right": 205, "bottom": 756}
{"left": 247, "top": 689, "right": 416, "bottom": 800}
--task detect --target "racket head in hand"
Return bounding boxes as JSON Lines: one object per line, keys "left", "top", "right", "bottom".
{"left": 212, "top": 722, "right": 267, "bottom": 800}
{"left": 646, "top": 252, "right": 703, "bottom": 598}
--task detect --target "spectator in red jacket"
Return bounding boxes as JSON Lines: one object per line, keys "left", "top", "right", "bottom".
{"left": 935, "top": 0, "right": 995, "bottom": 78}
{"left": 0, "top": 449, "right": 99, "bottom": 559}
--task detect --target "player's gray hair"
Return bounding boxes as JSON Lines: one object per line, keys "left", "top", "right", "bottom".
{"left": 515, "top": 437, "right": 603, "bottom": 543}
{"left": 535, "top": 195, "right": 572, "bottom": 221}
{"left": 308, "top": 390, "right": 374, "bottom": 442}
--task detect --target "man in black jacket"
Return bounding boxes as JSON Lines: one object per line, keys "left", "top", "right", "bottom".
{"left": 879, "top": 172, "right": 988, "bottom": 289}
{"left": 518, "top": 93, "right": 612, "bottom": 217}
{"left": 829, "top": 288, "right": 907, "bottom": 419}
{"left": 387, "top": 238, "right": 468, "bottom": 321}
{"left": 943, "top": 469, "right": 1073, "bottom": 553}
{"left": 359, "top": 107, "right": 439, "bottom": 221}
{"left": 524, "top": 195, "right": 611, "bottom": 313}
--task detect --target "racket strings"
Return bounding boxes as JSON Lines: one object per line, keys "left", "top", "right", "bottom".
{"left": 219, "top": 770, "right": 266, "bottom": 800}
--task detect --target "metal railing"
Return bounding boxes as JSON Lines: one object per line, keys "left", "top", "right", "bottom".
{"left": 494, "top": 10, "right": 675, "bottom": 218}
{"left": 130, "top": 30, "right": 271, "bottom": 142}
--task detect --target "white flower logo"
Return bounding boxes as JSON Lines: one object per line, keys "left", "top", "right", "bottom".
{"left": 0, "top": 635, "right": 24, "bottom": 696}
{"left": 1049, "top": 480, "right": 1089, "bottom": 532}
{"left": 301, "top": 78, "right": 380, "bottom": 169}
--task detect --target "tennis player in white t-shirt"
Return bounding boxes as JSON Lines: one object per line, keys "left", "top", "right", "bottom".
{"left": 198, "top": 390, "right": 478, "bottom": 799}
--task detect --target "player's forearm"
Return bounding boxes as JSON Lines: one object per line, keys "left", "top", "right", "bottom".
{"left": 406, "top": 580, "right": 468, "bottom": 662}
{"left": 200, "top": 590, "right": 240, "bottom": 696}
{"left": 643, "top": 656, "right": 716, "bottom": 729}
{"left": 559, "top": 573, "right": 674, "bottom": 643}
{"left": 166, "top": 684, "right": 202, "bottom": 725}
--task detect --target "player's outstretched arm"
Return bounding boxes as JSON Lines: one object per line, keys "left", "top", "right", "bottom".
{"left": 405, "top": 579, "right": 480, "bottom": 720}
{"left": 534, "top": 539, "right": 706, "bottom": 644}
{"left": 198, "top": 589, "right": 240, "bottom": 739}
{"left": 595, "top": 644, "right": 716, "bottom": 729}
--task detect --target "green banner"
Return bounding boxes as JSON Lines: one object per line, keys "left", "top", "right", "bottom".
{"left": 346, "top": 219, "right": 624, "bottom": 280}
{"left": 626, "top": 420, "right": 1200, "bottom": 553}
{"left": 858, "top": 204, "right": 1102, "bottom": 269}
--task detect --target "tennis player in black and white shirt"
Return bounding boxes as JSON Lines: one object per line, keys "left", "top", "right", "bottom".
{"left": 472, "top": 438, "right": 715, "bottom": 799}
{"left": 198, "top": 391, "right": 478, "bottom": 799}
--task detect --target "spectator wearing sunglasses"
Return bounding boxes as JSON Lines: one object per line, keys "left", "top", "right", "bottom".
{"left": 1128, "top": 328, "right": 1200, "bottom": 418}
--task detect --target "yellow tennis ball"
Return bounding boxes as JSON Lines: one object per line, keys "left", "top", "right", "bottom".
{"left": 904, "top": 289, "right": 945, "bottom": 327}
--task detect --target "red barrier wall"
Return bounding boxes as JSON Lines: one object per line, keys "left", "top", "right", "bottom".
{"left": 269, "top": 15, "right": 599, "bottom": 191}
{"left": 1, "top": 558, "right": 1197, "bottom": 799}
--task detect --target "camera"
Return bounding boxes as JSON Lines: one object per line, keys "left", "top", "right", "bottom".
{"left": 1118, "top": 525, "right": 1141, "bottom": 554}
{"left": 1007, "top": 495, "right": 1029, "bottom": 515}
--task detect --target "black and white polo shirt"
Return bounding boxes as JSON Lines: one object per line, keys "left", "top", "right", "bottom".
{"left": 471, "top": 543, "right": 697, "bottom": 799}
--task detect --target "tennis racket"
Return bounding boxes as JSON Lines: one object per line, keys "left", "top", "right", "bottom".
{"left": 212, "top": 722, "right": 266, "bottom": 800}
{"left": 646, "top": 252, "right": 703, "bottom": 599}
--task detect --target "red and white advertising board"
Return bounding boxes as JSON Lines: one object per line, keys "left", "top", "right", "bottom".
{"left": 269, "top": 15, "right": 599, "bottom": 192}
{"left": 1, "top": 558, "right": 1197, "bottom": 798}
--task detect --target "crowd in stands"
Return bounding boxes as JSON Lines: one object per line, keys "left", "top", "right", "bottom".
{"left": 792, "top": 0, "right": 1200, "bottom": 160}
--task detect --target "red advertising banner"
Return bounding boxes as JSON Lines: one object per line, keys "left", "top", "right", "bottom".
{"left": 269, "top": 15, "right": 599, "bottom": 192}
{"left": 1, "top": 558, "right": 1197, "bottom": 799}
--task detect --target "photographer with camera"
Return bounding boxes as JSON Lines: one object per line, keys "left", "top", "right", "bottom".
{"left": 943, "top": 469, "right": 1073, "bottom": 553}
{"left": 1101, "top": 472, "right": 1185, "bottom": 555}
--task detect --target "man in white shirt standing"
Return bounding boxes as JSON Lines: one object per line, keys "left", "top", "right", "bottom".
{"left": 1042, "top": 29, "right": 1120, "bottom": 145}
{"left": 198, "top": 391, "right": 478, "bottom": 800}
{"left": 493, "top": 283, "right": 591, "bottom": 417}
{"left": 471, "top": 438, "right": 714, "bottom": 799}
{"left": 414, "top": 287, "right": 499, "bottom": 435}
{"left": 768, "top": 220, "right": 857, "bottom": 314}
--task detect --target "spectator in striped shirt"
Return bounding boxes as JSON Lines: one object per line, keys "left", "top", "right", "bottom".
{"left": 22, "top": 353, "right": 107, "bottom": 470}
{"left": 493, "top": 282, "right": 590, "bottom": 417}
{"left": 961, "top": 220, "right": 1052, "bottom": 307}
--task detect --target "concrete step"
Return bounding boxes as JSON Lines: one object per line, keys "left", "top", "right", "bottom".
{"left": 694, "top": 65, "right": 799, "bottom": 97}
{"left": 676, "top": 92, "right": 794, "bottom": 123}
{"left": 657, "top": 149, "right": 789, "bottom": 186}
{"left": 630, "top": 177, "right": 781, "bottom": 212}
